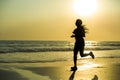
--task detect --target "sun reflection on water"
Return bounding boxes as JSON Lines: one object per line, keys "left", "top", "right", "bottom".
{"left": 77, "top": 61, "right": 99, "bottom": 70}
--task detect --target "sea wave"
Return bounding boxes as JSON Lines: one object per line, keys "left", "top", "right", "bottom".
{"left": 0, "top": 47, "right": 120, "bottom": 53}
{"left": 0, "top": 40, "right": 120, "bottom": 53}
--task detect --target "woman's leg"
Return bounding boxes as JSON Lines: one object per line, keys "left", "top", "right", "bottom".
{"left": 80, "top": 45, "right": 89, "bottom": 57}
{"left": 73, "top": 42, "right": 79, "bottom": 67}
{"left": 80, "top": 46, "right": 94, "bottom": 59}
{"left": 73, "top": 48, "right": 78, "bottom": 67}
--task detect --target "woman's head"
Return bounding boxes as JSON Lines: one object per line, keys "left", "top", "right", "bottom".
{"left": 75, "top": 19, "right": 82, "bottom": 27}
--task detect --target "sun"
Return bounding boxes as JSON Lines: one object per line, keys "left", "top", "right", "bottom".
{"left": 73, "top": 0, "right": 98, "bottom": 17}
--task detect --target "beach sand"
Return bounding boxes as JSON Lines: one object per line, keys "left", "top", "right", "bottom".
{"left": 0, "top": 58, "right": 120, "bottom": 80}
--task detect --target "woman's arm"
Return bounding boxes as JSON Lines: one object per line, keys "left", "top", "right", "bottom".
{"left": 71, "top": 35, "right": 75, "bottom": 38}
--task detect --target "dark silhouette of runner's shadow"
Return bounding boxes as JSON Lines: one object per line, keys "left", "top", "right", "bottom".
{"left": 92, "top": 75, "right": 98, "bottom": 80}
{"left": 69, "top": 71, "right": 98, "bottom": 80}
{"left": 69, "top": 70, "right": 76, "bottom": 80}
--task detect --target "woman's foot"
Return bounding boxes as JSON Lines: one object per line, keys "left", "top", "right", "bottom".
{"left": 71, "top": 66, "right": 77, "bottom": 71}
{"left": 90, "top": 51, "right": 95, "bottom": 59}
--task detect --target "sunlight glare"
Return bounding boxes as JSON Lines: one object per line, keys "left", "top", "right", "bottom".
{"left": 73, "top": 0, "right": 98, "bottom": 17}
{"left": 78, "top": 62, "right": 100, "bottom": 70}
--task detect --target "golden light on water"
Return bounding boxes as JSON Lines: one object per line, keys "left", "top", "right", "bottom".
{"left": 73, "top": 0, "right": 98, "bottom": 17}
{"left": 77, "top": 61, "right": 99, "bottom": 70}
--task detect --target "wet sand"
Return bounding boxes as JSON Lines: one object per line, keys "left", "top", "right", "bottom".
{"left": 0, "top": 58, "right": 120, "bottom": 80}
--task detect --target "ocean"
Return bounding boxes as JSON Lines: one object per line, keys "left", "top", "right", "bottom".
{"left": 0, "top": 40, "right": 120, "bottom": 63}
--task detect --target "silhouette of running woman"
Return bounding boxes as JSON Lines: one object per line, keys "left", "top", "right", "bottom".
{"left": 71, "top": 19, "right": 94, "bottom": 71}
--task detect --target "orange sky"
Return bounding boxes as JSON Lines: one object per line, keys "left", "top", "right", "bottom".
{"left": 0, "top": 0, "right": 120, "bottom": 41}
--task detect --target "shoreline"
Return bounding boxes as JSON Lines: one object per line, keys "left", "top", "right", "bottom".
{"left": 0, "top": 50, "right": 120, "bottom": 64}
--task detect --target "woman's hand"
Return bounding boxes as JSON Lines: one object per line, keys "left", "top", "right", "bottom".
{"left": 71, "top": 35, "right": 75, "bottom": 38}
